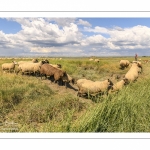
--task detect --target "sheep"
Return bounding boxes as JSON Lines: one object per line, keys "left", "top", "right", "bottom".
{"left": 76, "top": 79, "right": 113, "bottom": 97}
{"left": 124, "top": 62, "right": 142, "bottom": 83}
{"left": 40, "top": 64, "right": 68, "bottom": 87}
{"left": 76, "top": 78, "right": 96, "bottom": 97}
{"left": 2, "top": 61, "right": 18, "bottom": 73}
{"left": 110, "top": 78, "right": 128, "bottom": 92}
{"left": 119, "top": 60, "right": 130, "bottom": 69}
{"left": 17, "top": 61, "right": 45, "bottom": 76}
{"left": 94, "top": 59, "right": 100, "bottom": 62}
{"left": 18, "top": 58, "right": 38, "bottom": 65}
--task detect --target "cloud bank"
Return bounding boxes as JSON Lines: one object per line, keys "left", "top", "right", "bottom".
{"left": 0, "top": 18, "right": 150, "bottom": 56}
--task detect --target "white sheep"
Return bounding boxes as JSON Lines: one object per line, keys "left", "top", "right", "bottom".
{"left": 2, "top": 61, "right": 18, "bottom": 73}
{"left": 77, "top": 79, "right": 113, "bottom": 97}
{"left": 125, "top": 62, "right": 142, "bottom": 83}
{"left": 120, "top": 60, "right": 130, "bottom": 69}
{"left": 17, "top": 61, "right": 44, "bottom": 75}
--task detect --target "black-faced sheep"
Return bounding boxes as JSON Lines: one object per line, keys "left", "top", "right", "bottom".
{"left": 2, "top": 61, "right": 18, "bottom": 73}
{"left": 120, "top": 60, "right": 130, "bottom": 69}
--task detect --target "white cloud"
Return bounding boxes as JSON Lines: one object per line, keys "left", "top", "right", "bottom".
{"left": 84, "top": 26, "right": 109, "bottom": 34}
{"left": 77, "top": 19, "right": 92, "bottom": 27}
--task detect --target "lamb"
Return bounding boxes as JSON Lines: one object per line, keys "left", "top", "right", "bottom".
{"left": 2, "top": 61, "right": 18, "bottom": 73}
{"left": 17, "top": 61, "right": 45, "bottom": 75}
{"left": 125, "top": 62, "right": 142, "bottom": 83}
{"left": 110, "top": 78, "right": 128, "bottom": 92}
{"left": 40, "top": 64, "right": 68, "bottom": 87}
{"left": 120, "top": 60, "right": 130, "bottom": 69}
{"left": 76, "top": 79, "right": 113, "bottom": 97}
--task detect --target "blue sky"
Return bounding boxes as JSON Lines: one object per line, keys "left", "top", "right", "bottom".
{"left": 0, "top": 17, "right": 150, "bottom": 57}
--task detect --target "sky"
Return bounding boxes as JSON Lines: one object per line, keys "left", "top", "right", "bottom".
{"left": 0, "top": 17, "right": 150, "bottom": 57}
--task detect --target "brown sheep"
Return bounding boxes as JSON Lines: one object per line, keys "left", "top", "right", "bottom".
{"left": 40, "top": 64, "right": 68, "bottom": 87}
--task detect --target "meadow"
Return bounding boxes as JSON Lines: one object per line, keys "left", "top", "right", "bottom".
{"left": 0, "top": 56, "right": 150, "bottom": 132}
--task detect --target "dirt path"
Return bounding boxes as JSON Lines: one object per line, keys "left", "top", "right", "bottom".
{"left": 42, "top": 79, "right": 78, "bottom": 94}
{"left": 41, "top": 79, "right": 94, "bottom": 104}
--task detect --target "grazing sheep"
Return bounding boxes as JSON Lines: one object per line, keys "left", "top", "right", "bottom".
{"left": 120, "top": 60, "right": 130, "bottom": 69}
{"left": 77, "top": 79, "right": 113, "bottom": 97}
{"left": 17, "top": 61, "right": 45, "bottom": 75}
{"left": 110, "top": 78, "right": 128, "bottom": 92}
{"left": 40, "top": 64, "right": 68, "bottom": 87}
{"left": 2, "top": 61, "right": 18, "bottom": 73}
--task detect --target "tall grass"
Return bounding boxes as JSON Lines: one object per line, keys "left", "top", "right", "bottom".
{"left": 0, "top": 73, "right": 87, "bottom": 132}
{"left": 71, "top": 78, "right": 150, "bottom": 132}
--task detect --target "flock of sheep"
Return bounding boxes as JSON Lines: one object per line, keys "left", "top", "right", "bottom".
{"left": 76, "top": 59, "right": 142, "bottom": 98}
{"left": 1, "top": 59, "right": 74, "bottom": 88}
{"left": 1, "top": 58, "right": 143, "bottom": 100}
